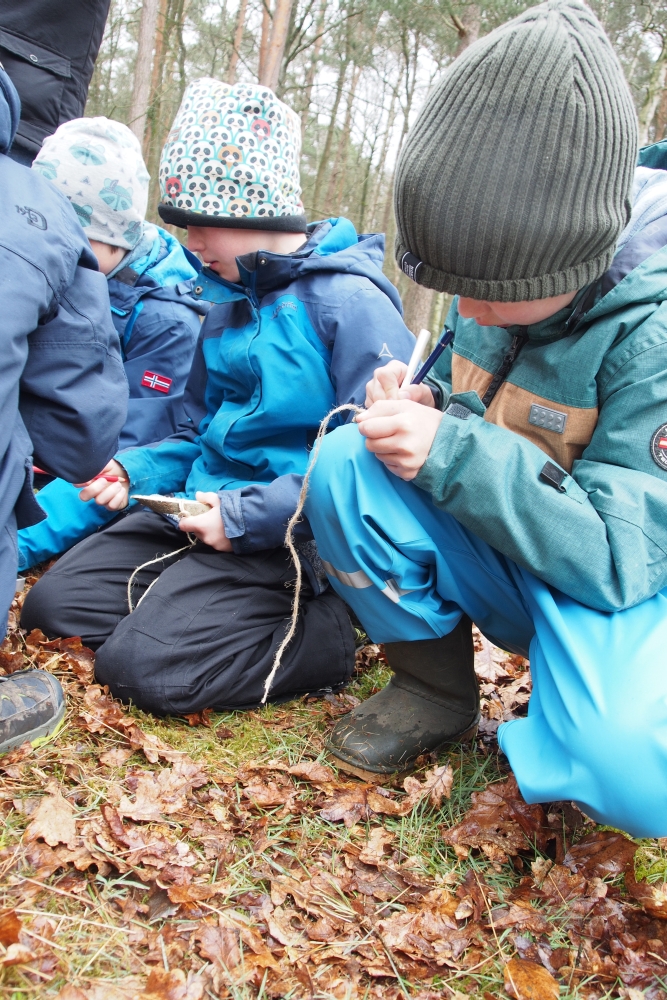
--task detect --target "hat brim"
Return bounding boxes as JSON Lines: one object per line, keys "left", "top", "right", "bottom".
{"left": 158, "top": 203, "right": 308, "bottom": 232}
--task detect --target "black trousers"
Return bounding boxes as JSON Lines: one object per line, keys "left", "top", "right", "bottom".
{"left": 21, "top": 510, "right": 355, "bottom": 715}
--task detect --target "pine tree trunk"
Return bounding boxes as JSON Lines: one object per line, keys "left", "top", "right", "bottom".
{"left": 310, "top": 57, "right": 349, "bottom": 216}
{"left": 227, "top": 0, "right": 249, "bottom": 83}
{"left": 258, "top": 2, "right": 271, "bottom": 82}
{"left": 130, "top": 0, "right": 161, "bottom": 145}
{"left": 260, "top": 0, "right": 294, "bottom": 91}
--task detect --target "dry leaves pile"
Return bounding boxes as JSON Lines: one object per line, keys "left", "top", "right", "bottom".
{"left": 1, "top": 600, "right": 667, "bottom": 998}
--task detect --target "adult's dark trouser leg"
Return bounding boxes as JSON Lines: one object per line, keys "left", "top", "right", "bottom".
{"left": 20, "top": 510, "right": 189, "bottom": 648}
{"left": 94, "top": 545, "right": 356, "bottom": 714}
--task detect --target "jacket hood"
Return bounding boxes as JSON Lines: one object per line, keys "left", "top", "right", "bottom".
{"left": 109, "top": 224, "right": 199, "bottom": 289}
{"left": 517, "top": 152, "right": 667, "bottom": 341}
{"left": 0, "top": 67, "right": 20, "bottom": 154}
{"left": 190, "top": 217, "right": 403, "bottom": 314}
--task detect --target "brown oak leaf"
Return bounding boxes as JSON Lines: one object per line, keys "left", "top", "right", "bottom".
{"left": 504, "top": 957, "right": 559, "bottom": 1000}
{"left": 24, "top": 783, "right": 77, "bottom": 849}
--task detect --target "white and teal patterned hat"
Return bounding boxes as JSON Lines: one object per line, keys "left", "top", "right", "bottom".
{"left": 32, "top": 117, "right": 150, "bottom": 249}
{"left": 158, "top": 78, "right": 307, "bottom": 232}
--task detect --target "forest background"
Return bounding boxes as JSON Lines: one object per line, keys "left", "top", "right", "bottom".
{"left": 86, "top": 0, "right": 667, "bottom": 335}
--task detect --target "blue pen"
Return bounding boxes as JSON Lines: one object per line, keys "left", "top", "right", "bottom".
{"left": 412, "top": 326, "right": 455, "bottom": 384}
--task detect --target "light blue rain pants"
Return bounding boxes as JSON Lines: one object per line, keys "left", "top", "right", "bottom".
{"left": 305, "top": 424, "right": 667, "bottom": 838}
{"left": 18, "top": 479, "right": 117, "bottom": 572}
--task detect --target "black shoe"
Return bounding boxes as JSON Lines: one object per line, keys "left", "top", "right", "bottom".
{"left": 0, "top": 670, "right": 65, "bottom": 754}
{"left": 326, "top": 619, "right": 479, "bottom": 780}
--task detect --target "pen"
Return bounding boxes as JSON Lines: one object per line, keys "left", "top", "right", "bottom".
{"left": 401, "top": 327, "right": 432, "bottom": 387}
{"left": 411, "top": 327, "right": 455, "bottom": 384}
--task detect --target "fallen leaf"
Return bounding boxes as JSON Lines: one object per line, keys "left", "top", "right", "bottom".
{"left": 403, "top": 763, "right": 453, "bottom": 809}
{"left": 141, "top": 967, "right": 205, "bottom": 999}
{"left": 320, "top": 785, "right": 370, "bottom": 827}
{"left": 625, "top": 870, "right": 667, "bottom": 919}
{"left": 288, "top": 761, "right": 336, "bottom": 784}
{"left": 358, "top": 827, "right": 395, "bottom": 865}
{"left": 24, "top": 783, "right": 77, "bottom": 849}
{"left": 442, "top": 774, "right": 551, "bottom": 862}
{"left": 166, "top": 882, "right": 226, "bottom": 903}
{"left": 539, "top": 863, "right": 587, "bottom": 902}
{"left": 489, "top": 902, "right": 550, "bottom": 935}
{"left": 377, "top": 888, "right": 472, "bottom": 965}
{"left": 504, "top": 957, "right": 559, "bottom": 1000}
{"left": 118, "top": 757, "right": 208, "bottom": 821}
{"left": 0, "top": 910, "right": 21, "bottom": 946}
{"left": 564, "top": 830, "right": 637, "bottom": 878}
{"left": 184, "top": 708, "right": 213, "bottom": 727}
{"left": 99, "top": 747, "right": 133, "bottom": 767}
{"left": 0, "top": 942, "right": 36, "bottom": 966}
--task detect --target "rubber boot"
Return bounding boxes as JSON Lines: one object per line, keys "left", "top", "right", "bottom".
{"left": 326, "top": 617, "right": 479, "bottom": 780}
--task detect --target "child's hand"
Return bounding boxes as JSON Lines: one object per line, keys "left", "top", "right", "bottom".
{"left": 178, "top": 492, "right": 232, "bottom": 551}
{"left": 365, "top": 360, "right": 435, "bottom": 407}
{"left": 356, "top": 399, "right": 443, "bottom": 480}
{"left": 77, "top": 460, "right": 130, "bottom": 510}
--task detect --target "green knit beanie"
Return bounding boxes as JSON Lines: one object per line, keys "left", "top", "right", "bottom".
{"left": 394, "top": 0, "right": 638, "bottom": 301}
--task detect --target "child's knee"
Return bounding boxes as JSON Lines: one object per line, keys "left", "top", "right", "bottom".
{"left": 20, "top": 572, "right": 65, "bottom": 639}
{"left": 309, "top": 424, "right": 373, "bottom": 510}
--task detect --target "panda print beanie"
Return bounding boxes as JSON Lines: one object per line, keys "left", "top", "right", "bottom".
{"left": 158, "top": 79, "right": 307, "bottom": 232}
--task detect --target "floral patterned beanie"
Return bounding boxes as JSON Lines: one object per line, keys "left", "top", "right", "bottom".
{"left": 33, "top": 117, "right": 150, "bottom": 249}
{"left": 158, "top": 78, "right": 307, "bottom": 232}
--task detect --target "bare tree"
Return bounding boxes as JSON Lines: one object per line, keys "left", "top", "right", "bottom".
{"left": 261, "top": 0, "right": 295, "bottom": 90}
{"left": 227, "top": 0, "right": 249, "bottom": 83}
{"left": 129, "top": 0, "right": 160, "bottom": 143}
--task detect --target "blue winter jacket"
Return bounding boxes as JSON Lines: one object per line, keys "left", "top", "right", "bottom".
{"left": 0, "top": 67, "right": 127, "bottom": 629}
{"left": 16, "top": 228, "right": 204, "bottom": 571}
{"left": 118, "top": 218, "right": 415, "bottom": 553}
{"left": 109, "top": 228, "right": 206, "bottom": 447}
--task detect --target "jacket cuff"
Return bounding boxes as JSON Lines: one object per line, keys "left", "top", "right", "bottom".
{"left": 218, "top": 488, "right": 246, "bottom": 547}
{"left": 414, "top": 402, "right": 483, "bottom": 499}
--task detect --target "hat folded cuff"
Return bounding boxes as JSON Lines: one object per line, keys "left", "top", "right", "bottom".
{"left": 396, "top": 243, "right": 615, "bottom": 302}
{"left": 158, "top": 204, "right": 308, "bottom": 233}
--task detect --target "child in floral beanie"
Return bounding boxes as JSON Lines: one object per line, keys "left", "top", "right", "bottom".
{"left": 18, "top": 117, "right": 203, "bottom": 571}
{"left": 23, "top": 80, "right": 415, "bottom": 716}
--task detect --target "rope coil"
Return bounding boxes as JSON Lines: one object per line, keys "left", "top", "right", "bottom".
{"left": 261, "top": 403, "right": 363, "bottom": 704}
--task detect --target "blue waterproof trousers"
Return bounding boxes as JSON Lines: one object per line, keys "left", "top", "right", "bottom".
{"left": 305, "top": 424, "right": 667, "bottom": 838}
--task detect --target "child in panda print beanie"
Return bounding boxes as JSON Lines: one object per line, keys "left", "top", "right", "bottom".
{"left": 158, "top": 78, "right": 307, "bottom": 232}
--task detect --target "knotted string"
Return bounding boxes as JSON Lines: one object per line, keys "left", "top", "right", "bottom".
{"left": 261, "top": 403, "right": 364, "bottom": 704}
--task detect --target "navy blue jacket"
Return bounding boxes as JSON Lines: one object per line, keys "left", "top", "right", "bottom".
{"left": 119, "top": 218, "right": 415, "bottom": 554}
{"left": 108, "top": 228, "right": 205, "bottom": 448}
{"left": 0, "top": 67, "right": 127, "bottom": 626}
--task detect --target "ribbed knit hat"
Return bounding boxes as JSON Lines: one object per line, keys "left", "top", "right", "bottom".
{"left": 33, "top": 117, "right": 150, "bottom": 249}
{"left": 158, "top": 78, "right": 306, "bottom": 231}
{"left": 395, "top": 0, "right": 638, "bottom": 301}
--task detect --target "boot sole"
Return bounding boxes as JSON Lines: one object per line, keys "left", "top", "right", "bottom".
{"left": 327, "top": 715, "right": 480, "bottom": 784}
{"left": 0, "top": 700, "right": 66, "bottom": 755}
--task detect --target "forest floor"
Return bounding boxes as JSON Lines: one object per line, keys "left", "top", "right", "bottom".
{"left": 1, "top": 576, "right": 667, "bottom": 1000}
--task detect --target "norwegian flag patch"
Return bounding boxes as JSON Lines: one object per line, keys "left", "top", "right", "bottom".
{"left": 141, "top": 370, "right": 172, "bottom": 394}
{"left": 650, "top": 423, "right": 667, "bottom": 471}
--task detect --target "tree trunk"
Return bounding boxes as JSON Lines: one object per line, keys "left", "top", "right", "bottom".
{"left": 258, "top": 2, "right": 271, "bottom": 82}
{"left": 653, "top": 84, "right": 667, "bottom": 142}
{"left": 639, "top": 44, "right": 667, "bottom": 145}
{"left": 452, "top": 3, "right": 481, "bottom": 55}
{"left": 402, "top": 275, "right": 436, "bottom": 336}
{"left": 324, "top": 61, "right": 362, "bottom": 214}
{"left": 310, "top": 57, "right": 349, "bottom": 216}
{"left": 129, "top": 0, "right": 161, "bottom": 145}
{"left": 227, "top": 0, "right": 249, "bottom": 84}
{"left": 300, "top": 0, "right": 326, "bottom": 136}
{"left": 260, "top": 0, "right": 294, "bottom": 91}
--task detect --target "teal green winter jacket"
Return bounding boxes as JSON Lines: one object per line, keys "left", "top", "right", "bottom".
{"left": 416, "top": 145, "right": 667, "bottom": 612}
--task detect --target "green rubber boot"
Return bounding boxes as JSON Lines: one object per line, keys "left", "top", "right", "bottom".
{"left": 327, "top": 618, "right": 479, "bottom": 780}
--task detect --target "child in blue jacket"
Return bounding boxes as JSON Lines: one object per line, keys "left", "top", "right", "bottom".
{"left": 22, "top": 79, "right": 415, "bottom": 714}
{"left": 18, "top": 117, "right": 204, "bottom": 570}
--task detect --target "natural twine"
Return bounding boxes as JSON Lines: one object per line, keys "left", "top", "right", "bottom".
{"left": 127, "top": 533, "right": 197, "bottom": 613}
{"left": 260, "top": 403, "right": 363, "bottom": 704}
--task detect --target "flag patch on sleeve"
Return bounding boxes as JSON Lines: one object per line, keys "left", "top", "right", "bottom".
{"left": 141, "top": 370, "right": 172, "bottom": 393}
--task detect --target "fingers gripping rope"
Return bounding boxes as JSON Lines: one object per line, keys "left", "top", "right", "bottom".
{"left": 127, "top": 534, "right": 197, "bottom": 613}
{"left": 261, "top": 403, "right": 364, "bottom": 704}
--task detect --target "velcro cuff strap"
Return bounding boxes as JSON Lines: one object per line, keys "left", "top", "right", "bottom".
{"left": 540, "top": 460, "right": 567, "bottom": 492}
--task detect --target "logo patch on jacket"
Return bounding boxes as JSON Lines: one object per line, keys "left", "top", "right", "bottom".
{"left": 651, "top": 424, "right": 667, "bottom": 470}
{"left": 141, "top": 370, "right": 172, "bottom": 393}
